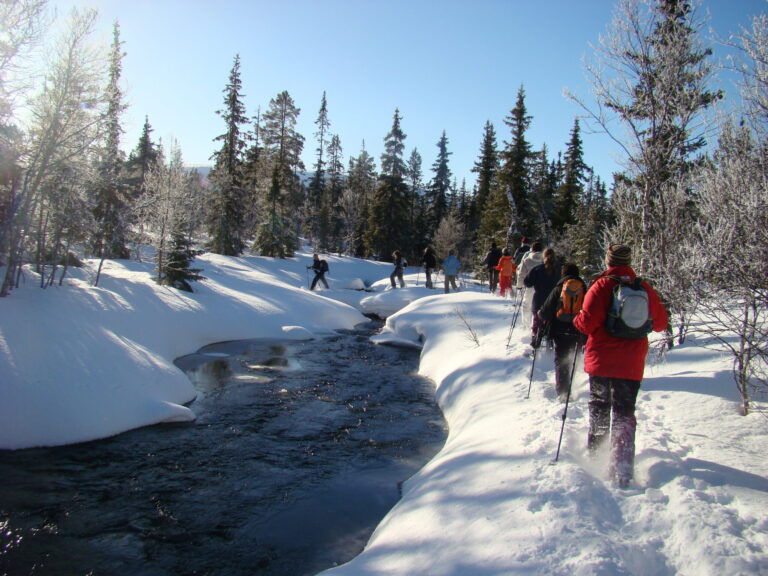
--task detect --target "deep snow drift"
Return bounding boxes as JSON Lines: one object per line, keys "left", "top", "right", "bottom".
{"left": 1, "top": 250, "right": 766, "bottom": 575}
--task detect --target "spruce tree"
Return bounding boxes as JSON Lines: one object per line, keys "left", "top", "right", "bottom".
{"left": 161, "top": 227, "right": 204, "bottom": 292}
{"left": 426, "top": 131, "right": 452, "bottom": 235}
{"left": 124, "top": 116, "right": 159, "bottom": 199}
{"left": 91, "top": 21, "right": 129, "bottom": 273}
{"left": 343, "top": 143, "right": 377, "bottom": 257}
{"left": 380, "top": 108, "right": 407, "bottom": 179}
{"left": 208, "top": 54, "right": 249, "bottom": 256}
{"left": 365, "top": 175, "right": 410, "bottom": 261}
{"left": 472, "top": 121, "right": 499, "bottom": 221}
{"left": 255, "top": 90, "right": 304, "bottom": 257}
{"left": 308, "top": 91, "right": 330, "bottom": 246}
{"left": 406, "top": 148, "right": 428, "bottom": 249}
{"left": 325, "top": 134, "right": 345, "bottom": 251}
{"left": 499, "top": 86, "right": 534, "bottom": 242}
{"left": 553, "top": 119, "right": 588, "bottom": 234}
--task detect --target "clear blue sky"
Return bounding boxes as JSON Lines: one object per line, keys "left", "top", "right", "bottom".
{"left": 50, "top": 0, "right": 766, "bottom": 188}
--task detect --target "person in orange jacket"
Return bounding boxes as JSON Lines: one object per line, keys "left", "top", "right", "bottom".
{"left": 494, "top": 248, "right": 517, "bottom": 298}
{"left": 573, "top": 243, "right": 668, "bottom": 489}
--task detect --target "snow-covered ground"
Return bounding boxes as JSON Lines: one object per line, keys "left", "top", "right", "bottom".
{"left": 1, "top": 249, "right": 766, "bottom": 575}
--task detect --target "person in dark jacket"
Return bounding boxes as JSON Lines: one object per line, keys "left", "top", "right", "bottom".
{"left": 482, "top": 242, "right": 503, "bottom": 293}
{"left": 390, "top": 250, "right": 406, "bottom": 288}
{"left": 537, "top": 263, "right": 587, "bottom": 400}
{"left": 573, "top": 243, "right": 668, "bottom": 489}
{"left": 513, "top": 236, "right": 531, "bottom": 266}
{"left": 307, "top": 254, "right": 329, "bottom": 290}
{"left": 523, "top": 247, "right": 560, "bottom": 347}
{"left": 422, "top": 247, "right": 437, "bottom": 289}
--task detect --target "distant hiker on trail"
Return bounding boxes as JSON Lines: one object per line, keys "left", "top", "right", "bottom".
{"left": 515, "top": 241, "right": 543, "bottom": 329}
{"left": 513, "top": 236, "right": 531, "bottom": 266}
{"left": 308, "top": 254, "right": 329, "bottom": 290}
{"left": 441, "top": 250, "right": 461, "bottom": 293}
{"left": 390, "top": 250, "right": 406, "bottom": 289}
{"left": 524, "top": 247, "right": 560, "bottom": 348}
{"left": 494, "top": 248, "right": 517, "bottom": 298}
{"left": 482, "top": 242, "right": 503, "bottom": 293}
{"left": 573, "top": 243, "right": 668, "bottom": 489}
{"left": 537, "top": 263, "right": 587, "bottom": 401}
{"left": 422, "top": 247, "right": 437, "bottom": 289}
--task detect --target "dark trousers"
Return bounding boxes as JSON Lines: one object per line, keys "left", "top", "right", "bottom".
{"left": 311, "top": 272, "right": 328, "bottom": 290}
{"left": 390, "top": 268, "right": 404, "bottom": 288}
{"left": 489, "top": 268, "right": 500, "bottom": 293}
{"left": 552, "top": 333, "right": 579, "bottom": 397}
{"left": 588, "top": 376, "right": 641, "bottom": 482}
{"left": 425, "top": 267, "right": 434, "bottom": 288}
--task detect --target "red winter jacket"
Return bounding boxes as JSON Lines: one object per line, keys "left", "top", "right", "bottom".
{"left": 573, "top": 266, "right": 668, "bottom": 381}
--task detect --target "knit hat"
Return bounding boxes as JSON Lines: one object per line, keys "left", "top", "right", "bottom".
{"left": 606, "top": 244, "right": 632, "bottom": 267}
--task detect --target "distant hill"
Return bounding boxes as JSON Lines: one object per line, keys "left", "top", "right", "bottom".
{"left": 186, "top": 166, "right": 317, "bottom": 188}
{"left": 186, "top": 165, "right": 211, "bottom": 179}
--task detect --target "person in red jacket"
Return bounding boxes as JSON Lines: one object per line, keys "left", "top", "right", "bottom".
{"left": 573, "top": 244, "right": 668, "bottom": 488}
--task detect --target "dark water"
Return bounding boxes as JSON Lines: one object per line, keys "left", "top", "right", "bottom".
{"left": 0, "top": 322, "right": 446, "bottom": 576}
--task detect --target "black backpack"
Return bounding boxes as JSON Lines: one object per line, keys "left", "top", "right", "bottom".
{"left": 320, "top": 260, "right": 329, "bottom": 273}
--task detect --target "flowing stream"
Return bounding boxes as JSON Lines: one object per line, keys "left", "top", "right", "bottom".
{"left": 0, "top": 321, "right": 446, "bottom": 575}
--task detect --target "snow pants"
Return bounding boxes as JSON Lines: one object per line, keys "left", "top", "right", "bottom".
{"left": 488, "top": 268, "right": 500, "bottom": 293}
{"left": 311, "top": 272, "right": 329, "bottom": 290}
{"left": 587, "top": 376, "right": 641, "bottom": 483}
{"left": 425, "top": 267, "right": 434, "bottom": 288}
{"left": 499, "top": 274, "right": 513, "bottom": 298}
{"left": 519, "top": 288, "right": 533, "bottom": 329}
{"left": 552, "top": 333, "right": 580, "bottom": 397}
{"left": 390, "top": 268, "right": 404, "bottom": 288}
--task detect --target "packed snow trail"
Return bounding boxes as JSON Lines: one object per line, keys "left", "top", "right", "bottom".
{"left": 322, "top": 291, "right": 768, "bottom": 576}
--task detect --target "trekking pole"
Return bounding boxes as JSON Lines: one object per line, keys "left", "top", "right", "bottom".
{"left": 506, "top": 288, "right": 525, "bottom": 349}
{"left": 554, "top": 344, "right": 581, "bottom": 462}
{"left": 306, "top": 267, "right": 310, "bottom": 289}
{"left": 416, "top": 270, "right": 420, "bottom": 286}
{"left": 525, "top": 323, "right": 541, "bottom": 400}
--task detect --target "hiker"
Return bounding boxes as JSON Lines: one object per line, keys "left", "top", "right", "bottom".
{"left": 441, "top": 250, "right": 461, "bottom": 293}
{"left": 307, "top": 254, "right": 329, "bottom": 290}
{"left": 513, "top": 236, "right": 531, "bottom": 265}
{"left": 494, "top": 248, "right": 517, "bottom": 298}
{"left": 390, "top": 250, "right": 406, "bottom": 288}
{"left": 482, "top": 241, "right": 503, "bottom": 293}
{"left": 523, "top": 247, "right": 561, "bottom": 348}
{"left": 422, "top": 247, "right": 437, "bottom": 289}
{"left": 537, "top": 263, "right": 587, "bottom": 401}
{"left": 515, "top": 241, "right": 543, "bottom": 328}
{"left": 573, "top": 243, "right": 668, "bottom": 489}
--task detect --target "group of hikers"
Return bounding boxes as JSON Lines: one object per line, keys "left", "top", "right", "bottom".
{"left": 307, "top": 238, "right": 668, "bottom": 488}
{"left": 484, "top": 237, "right": 668, "bottom": 488}
{"left": 306, "top": 248, "right": 463, "bottom": 294}
{"left": 395, "top": 247, "right": 462, "bottom": 293}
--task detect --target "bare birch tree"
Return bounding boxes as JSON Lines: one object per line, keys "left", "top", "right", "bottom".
{"left": 1, "top": 7, "right": 104, "bottom": 296}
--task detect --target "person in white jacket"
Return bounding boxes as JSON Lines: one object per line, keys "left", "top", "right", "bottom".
{"left": 515, "top": 241, "right": 543, "bottom": 329}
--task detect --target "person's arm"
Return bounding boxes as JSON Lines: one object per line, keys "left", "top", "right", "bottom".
{"left": 646, "top": 282, "right": 669, "bottom": 332}
{"left": 573, "top": 278, "right": 610, "bottom": 335}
